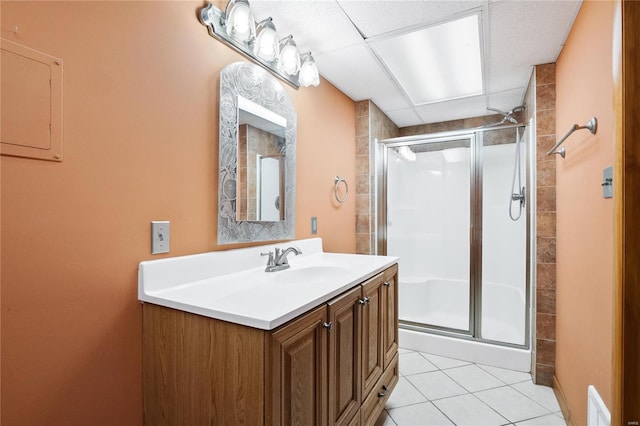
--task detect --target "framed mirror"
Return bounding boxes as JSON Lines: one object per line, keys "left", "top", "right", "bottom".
{"left": 218, "top": 62, "right": 296, "bottom": 244}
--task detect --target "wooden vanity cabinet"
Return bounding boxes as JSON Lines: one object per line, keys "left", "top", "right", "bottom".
{"left": 143, "top": 264, "right": 399, "bottom": 426}
{"left": 266, "top": 304, "right": 329, "bottom": 426}
{"left": 381, "top": 265, "right": 399, "bottom": 368}
{"left": 326, "top": 286, "right": 362, "bottom": 426}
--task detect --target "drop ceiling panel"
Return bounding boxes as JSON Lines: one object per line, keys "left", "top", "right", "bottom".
{"left": 339, "top": 0, "right": 483, "bottom": 38}
{"left": 384, "top": 108, "right": 422, "bottom": 128}
{"left": 487, "top": 0, "right": 581, "bottom": 93}
{"left": 414, "top": 95, "right": 490, "bottom": 124}
{"left": 249, "top": 1, "right": 363, "bottom": 55}
{"left": 369, "top": 83, "right": 412, "bottom": 112}
{"left": 316, "top": 45, "right": 410, "bottom": 109}
{"left": 486, "top": 88, "right": 526, "bottom": 112}
{"left": 244, "top": 0, "right": 582, "bottom": 128}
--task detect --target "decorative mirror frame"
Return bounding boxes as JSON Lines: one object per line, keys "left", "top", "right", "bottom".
{"left": 218, "top": 62, "right": 296, "bottom": 244}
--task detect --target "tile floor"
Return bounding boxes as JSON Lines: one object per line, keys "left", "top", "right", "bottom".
{"left": 376, "top": 348, "right": 566, "bottom": 426}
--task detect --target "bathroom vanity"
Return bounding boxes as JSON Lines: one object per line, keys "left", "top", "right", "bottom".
{"left": 139, "top": 238, "right": 399, "bottom": 425}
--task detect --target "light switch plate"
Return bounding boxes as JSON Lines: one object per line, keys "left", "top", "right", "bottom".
{"left": 151, "top": 221, "right": 170, "bottom": 254}
{"left": 311, "top": 217, "right": 317, "bottom": 234}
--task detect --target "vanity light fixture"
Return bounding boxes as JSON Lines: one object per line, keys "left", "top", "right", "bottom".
{"left": 199, "top": 1, "right": 320, "bottom": 89}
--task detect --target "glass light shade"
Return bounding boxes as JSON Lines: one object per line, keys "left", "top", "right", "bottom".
{"left": 254, "top": 18, "right": 278, "bottom": 62}
{"left": 225, "top": 0, "right": 255, "bottom": 43}
{"left": 299, "top": 52, "right": 319, "bottom": 87}
{"left": 278, "top": 36, "right": 300, "bottom": 76}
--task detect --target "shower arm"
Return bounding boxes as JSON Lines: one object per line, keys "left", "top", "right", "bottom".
{"left": 546, "top": 117, "right": 598, "bottom": 158}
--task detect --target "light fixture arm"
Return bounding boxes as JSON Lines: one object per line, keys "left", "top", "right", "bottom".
{"left": 199, "top": 2, "right": 302, "bottom": 89}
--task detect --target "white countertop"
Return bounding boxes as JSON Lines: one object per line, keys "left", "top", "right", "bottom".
{"left": 138, "top": 238, "right": 398, "bottom": 330}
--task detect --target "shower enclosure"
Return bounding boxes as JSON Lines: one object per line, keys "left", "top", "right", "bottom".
{"left": 377, "top": 124, "right": 531, "bottom": 360}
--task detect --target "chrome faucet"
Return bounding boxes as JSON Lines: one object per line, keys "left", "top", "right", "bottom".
{"left": 260, "top": 246, "right": 302, "bottom": 272}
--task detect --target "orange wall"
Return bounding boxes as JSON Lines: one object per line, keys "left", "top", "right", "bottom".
{"left": 555, "top": 1, "right": 615, "bottom": 424}
{"left": 0, "top": 2, "right": 355, "bottom": 424}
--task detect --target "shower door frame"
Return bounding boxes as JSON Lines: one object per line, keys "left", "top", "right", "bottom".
{"left": 376, "top": 123, "right": 531, "bottom": 350}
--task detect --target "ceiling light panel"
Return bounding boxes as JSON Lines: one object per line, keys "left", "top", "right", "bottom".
{"left": 369, "top": 14, "right": 484, "bottom": 106}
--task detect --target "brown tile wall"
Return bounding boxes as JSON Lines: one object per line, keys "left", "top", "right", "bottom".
{"left": 534, "top": 63, "right": 557, "bottom": 386}
{"left": 354, "top": 100, "right": 399, "bottom": 254}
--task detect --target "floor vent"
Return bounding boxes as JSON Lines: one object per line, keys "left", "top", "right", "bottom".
{"left": 588, "top": 385, "right": 611, "bottom": 426}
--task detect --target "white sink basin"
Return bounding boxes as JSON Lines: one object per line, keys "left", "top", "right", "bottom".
{"left": 138, "top": 238, "right": 398, "bottom": 330}
{"left": 261, "top": 264, "right": 351, "bottom": 285}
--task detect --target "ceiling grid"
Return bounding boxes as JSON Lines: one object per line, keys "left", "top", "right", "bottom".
{"left": 249, "top": 0, "right": 582, "bottom": 127}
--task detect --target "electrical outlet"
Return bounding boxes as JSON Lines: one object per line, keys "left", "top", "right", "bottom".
{"left": 151, "top": 221, "right": 170, "bottom": 254}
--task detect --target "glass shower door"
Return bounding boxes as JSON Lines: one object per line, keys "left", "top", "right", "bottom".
{"left": 386, "top": 137, "right": 473, "bottom": 333}
{"left": 480, "top": 128, "right": 528, "bottom": 345}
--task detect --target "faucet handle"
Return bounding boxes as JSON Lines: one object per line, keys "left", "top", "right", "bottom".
{"left": 260, "top": 251, "right": 275, "bottom": 266}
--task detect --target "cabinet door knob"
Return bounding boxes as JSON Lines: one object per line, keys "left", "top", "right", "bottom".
{"left": 377, "top": 385, "right": 388, "bottom": 398}
{"left": 383, "top": 281, "right": 391, "bottom": 287}
{"left": 322, "top": 321, "right": 332, "bottom": 330}
{"left": 359, "top": 297, "right": 370, "bottom": 305}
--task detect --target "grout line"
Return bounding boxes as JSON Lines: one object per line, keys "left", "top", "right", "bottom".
{"left": 440, "top": 365, "right": 509, "bottom": 395}
{"left": 508, "top": 382, "right": 555, "bottom": 415}
{"left": 429, "top": 399, "right": 458, "bottom": 426}
{"left": 467, "top": 392, "right": 511, "bottom": 425}
{"left": 475, "top": 363, "right": 534, "bottom": 386}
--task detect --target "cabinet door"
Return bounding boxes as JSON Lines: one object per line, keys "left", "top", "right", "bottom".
{"left": 328, "top": 285, "right": 362, "bottom": 426}
{"left": 382, "top": 265, "right": 399, "bottom": 368}
{"left": 267, "top": 305, "right": 329, "bottom": 426}
{"left": 361, "top": 273, "right": 385, "bottom": 399}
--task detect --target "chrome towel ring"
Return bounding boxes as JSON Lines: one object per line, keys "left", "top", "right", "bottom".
{"left": 334, "top": 176, "right": 349, "bottom": 204}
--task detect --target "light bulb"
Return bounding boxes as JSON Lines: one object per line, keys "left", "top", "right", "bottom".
{"left": 255, "top": 18, "right": 278, "bottom": 62}
{"left": 225, "top": 0, "right": 255, "bottom": 43}
{"left": 299, "top": 52, "right": 319, "bottom": 87}
{"left": 278, "top": 36, "right": 300, "bottom": 76}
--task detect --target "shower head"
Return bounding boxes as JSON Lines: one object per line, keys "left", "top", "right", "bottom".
{"left": 487, "top": 105, "right": 525, "bottom": 124}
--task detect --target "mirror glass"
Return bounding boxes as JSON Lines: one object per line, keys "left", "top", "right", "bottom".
{"left": 236, "top": 96, "right": 286, "bottom": 222}
{"left": 218, "top": 62, "right": 296, "bottom": 244}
